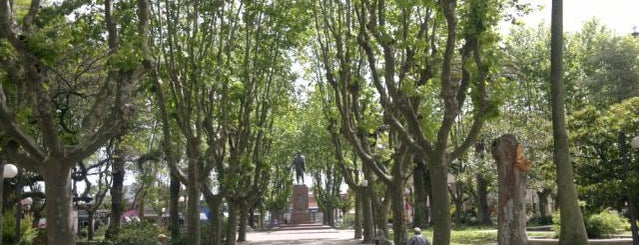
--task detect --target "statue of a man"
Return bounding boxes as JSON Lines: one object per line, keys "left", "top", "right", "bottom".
{"left": 293, "top": 152, "right": 306, "bottom": 184}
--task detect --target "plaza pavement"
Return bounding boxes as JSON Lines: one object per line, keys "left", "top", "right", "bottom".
{"left": 243, "top": 228, "right": 364, "bottom": 245}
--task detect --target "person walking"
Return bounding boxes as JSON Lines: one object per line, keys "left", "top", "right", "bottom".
{"left": 407, "top": 227, "right": 430, "bottom": 245}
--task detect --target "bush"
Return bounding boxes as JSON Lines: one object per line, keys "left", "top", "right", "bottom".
{"left": 111, "top": 221, "right": 161, "bottom": 245}
{"left": 2, "top": 209, "right": 38, "bottom": 244}
{"left": 528, "top": 215, "right": 553, "bottom": 225}
{"left": 585, "top": 209, "right": 628, "bottom": 238}
{"left": 552, "top": 209, "right": 629, "bottom": 239}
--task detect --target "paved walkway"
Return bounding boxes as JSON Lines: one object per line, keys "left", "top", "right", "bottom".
{"left": 242, "top": 228, "right": 365, "bottom": 245}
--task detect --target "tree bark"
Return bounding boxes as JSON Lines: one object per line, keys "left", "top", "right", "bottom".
{"left": 477, "top": 174, "right": 492, "bottom": 225}
{"left": 206, "top": 196, "right": 223, "bottom": 245}
{"left": 492, "top": 134, "right": 527, "bottom": 245}
{"left": 87, "top": 210, "right": 95, "bottom": 241}
{"left": 354, "top": 188, "right": 363, "bottom": 239}
{"left": 43, "top": 163, "right": 75, "bottom": 245}
{"left": 550, "top": 0, "right": 589, "bottom": 243}
{"left": 538, "top": 188, "right": 551, "bottom": 218}
{"left": 429, "top": 152, "right": 452, "bottom": 245}
{"left": 360, "top": 186, "right": 373, "bottom": 243}
{"left": 413, "top": 160, "right": 429, "bottom": 228}
{"left": 390, "top": 174, "right": 408, "bottom": 245}
{"left": 225, "top": 204, "right": 238, "bottom": 245}
{"left": 186, "top": 160, "right": 201, "bottom": 245}
{"left": 170, "top": 173, "right": 181, "bottom": 239}
{"left": 237, "top": 201, "right": 248, "bottom": 242}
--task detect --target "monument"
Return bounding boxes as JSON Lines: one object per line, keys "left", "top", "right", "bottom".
{"left": 290, "top": 152, "right": 310, "bottom": 224}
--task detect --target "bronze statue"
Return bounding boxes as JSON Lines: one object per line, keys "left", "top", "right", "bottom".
{"left": 293, "top": 152, "right": 305, "bottom": 184}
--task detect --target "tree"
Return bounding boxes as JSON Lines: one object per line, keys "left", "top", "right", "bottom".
{"left": 0, "top": 0, "right": 151, "bottom": 243}
{"left": 312, "top": 0, "right": 504, "bottom": 243}
{"left": 550, "top": 0, "right": 589, "bottom": 243}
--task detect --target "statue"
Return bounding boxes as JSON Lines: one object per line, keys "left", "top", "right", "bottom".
{"left": 293, "top": 152, "right": 305, "bottom": 184}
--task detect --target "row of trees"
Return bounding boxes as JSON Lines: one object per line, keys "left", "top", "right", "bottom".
{"left": 0, "top": 0, "right": 637, "bottom": 244}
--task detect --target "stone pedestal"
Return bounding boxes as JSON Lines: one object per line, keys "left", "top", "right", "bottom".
{"left": 290, "top": 185, "right": 310, "bottom": 224}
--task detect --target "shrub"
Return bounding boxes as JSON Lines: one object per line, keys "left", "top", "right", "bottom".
{"left": 2, "top": 209, "right": 38, "bottom": 244}
{"left": 111, "top": 221, "right": 161, "bottom": 245}
{"left": 552, "top": 209, "right": 629, "bottom": 239}
{"left": 585, "top": 209, "right": 628, "bottom": 238}
{"left": 528, "top": 215, "right": 553, "bottom": 225}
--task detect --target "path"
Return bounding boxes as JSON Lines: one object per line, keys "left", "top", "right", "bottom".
{"left": 242, "top": 228, "right": 364, "bottom": 245}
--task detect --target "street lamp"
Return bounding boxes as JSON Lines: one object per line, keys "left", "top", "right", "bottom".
{"left": 619, "top": 131, "right": 638, "bottom": 245}
{"left": 0, "top": 163, "right": 17, "bottom": 245}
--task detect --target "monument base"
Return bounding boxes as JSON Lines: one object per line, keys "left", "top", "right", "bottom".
{"left": 290, "top": 210, "right": 310, "bottom": 224}
{"left": 290, "top": 185, "right": 310, "bottom": 224}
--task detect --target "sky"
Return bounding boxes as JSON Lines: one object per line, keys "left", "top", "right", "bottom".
{"left": 519, "top": 0, "right": 639, "bottom": 34}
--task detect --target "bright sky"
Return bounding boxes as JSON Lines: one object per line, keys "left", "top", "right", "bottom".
{"left": 521, "top": 0, "right": 639, "bottom": 34}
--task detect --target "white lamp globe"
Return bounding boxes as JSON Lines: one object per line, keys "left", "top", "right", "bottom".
{"left": 3, "top": 164, "right": 18, "bottom": 178}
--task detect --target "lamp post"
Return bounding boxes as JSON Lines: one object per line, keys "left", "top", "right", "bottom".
{"left": 0, "top": 163, "right": 18, "bottom": 245}
{"left": 619, "top": 131, "right": 638, "bottom": 245}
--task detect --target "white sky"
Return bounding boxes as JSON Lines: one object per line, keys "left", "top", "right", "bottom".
{"left": 521, "top": 0, "right": 639, "bottom": 34}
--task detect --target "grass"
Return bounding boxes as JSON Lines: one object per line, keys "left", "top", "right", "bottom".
{"left": 409, "top": 227, "right": 556, "bottom": 245}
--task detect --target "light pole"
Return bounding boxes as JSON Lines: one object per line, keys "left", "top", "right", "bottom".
{"left": 0, "top": 163, "right": 18, "bottom": 245}
{"left": 619, "top": 131, "right": 638, "bottom": 245}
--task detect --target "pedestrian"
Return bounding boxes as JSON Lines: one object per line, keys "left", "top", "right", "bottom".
{"left": 407, "top": 227, "right": 430, "bottom": 245}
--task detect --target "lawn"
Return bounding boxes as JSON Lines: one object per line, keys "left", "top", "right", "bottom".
{"left": 413, "top": 228, "right": 555, "bottom": 245}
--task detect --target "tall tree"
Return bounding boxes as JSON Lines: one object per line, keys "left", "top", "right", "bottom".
{"left": 550, "top": 0, "right": 589, "bottom": 243}
{"left": 0, "top": 0, "right": 151, "bottom": 243}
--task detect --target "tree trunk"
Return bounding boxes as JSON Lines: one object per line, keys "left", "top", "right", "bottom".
{"left": 106, "top": 142, "right": 125, "bottom": 240}
{"left": 186, "top": 164, "right": 201, "bottom": 245}
{"left": 452, "top": 182, "right": 464, "bottom": 226}
{"left": 354, "top": 188, "right": 363, "bottom": 239}
{"left": 360, "top": 187, "right": 373, "bottom": 243}
{"left": 43, "top": 164, "right": 75, "bottom": 245}
{"left": 170, "top": 173, "right": 181, "bottom": 239}
{"left": 550, "top": 0, "right": 589, "bottom": 243}
{"left": 538, "top": 188, "right": 551, "bottom": 218}
{"left": 390, "top": 179, "right": 408, "bottom": 245}
{"left": 88, "top": 211, "right": 95, "bottom": 241}
{"left": 206, "top": 196, "right": 223, "bottom": 245}
{"left": 413, "top": 161, "right": 429, "bottom": 228}
{"left": 429, "top": 153, "right": 451, "bottom": 245}
{"left": 477, "top": 174, "right": 491, "bottom": 225}
{"left": 237, "top": 202, "right": 248, "bottom": 242}
{"left": 225, "top": 204, "right": 239, "bottom": 245}
{"left": 492, "top": 135, "right": 528, "bottom": 245}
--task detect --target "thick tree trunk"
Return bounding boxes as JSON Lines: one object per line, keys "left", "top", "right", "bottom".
{"left": 207, "top": 196, "right": 223, "bottom": 245}
{"left": 390, "top": 179, "right": 408, "bottom": 245}
{"left": 225, "top": 204, "right": 239, "bottom": 245}
{"left": 413, "top": 161, "right": 429, "bottom": 228}
{"left": 492, "top": 134, "right": 527, "bottom": 245}
{"left": 354, "top": 188, "right": 362, "bottom": 239}
{"left": 429, "top": 153, "right": 451, "bottom": 245}
{"left": 186, "top": 165, "right": 201, "bottom": 245}
{"left": 170, "top": 173, "right": 181, "bottom": 239}
{"left": 477, "top": 174, "right": 491, "bottom": 225}
{"left": 360, "top": 187, "right": 373, "bottom": 243}
{"left": 237, "top": 202, "right": 248, "bottom": 242}
{"left": 88, "top": 211, "right": 95, "bottom": 241}
{"left": 106, "top": 143, "right": 125, "bottom": 240}
{"left": 550, "top": 1, "right": 588, "bottom": 243}
{"left": 43, "top": 164, "right": 75, "bottom": 245}
{"left": 538, "top": 188, "right": 551, "bottom": 218}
